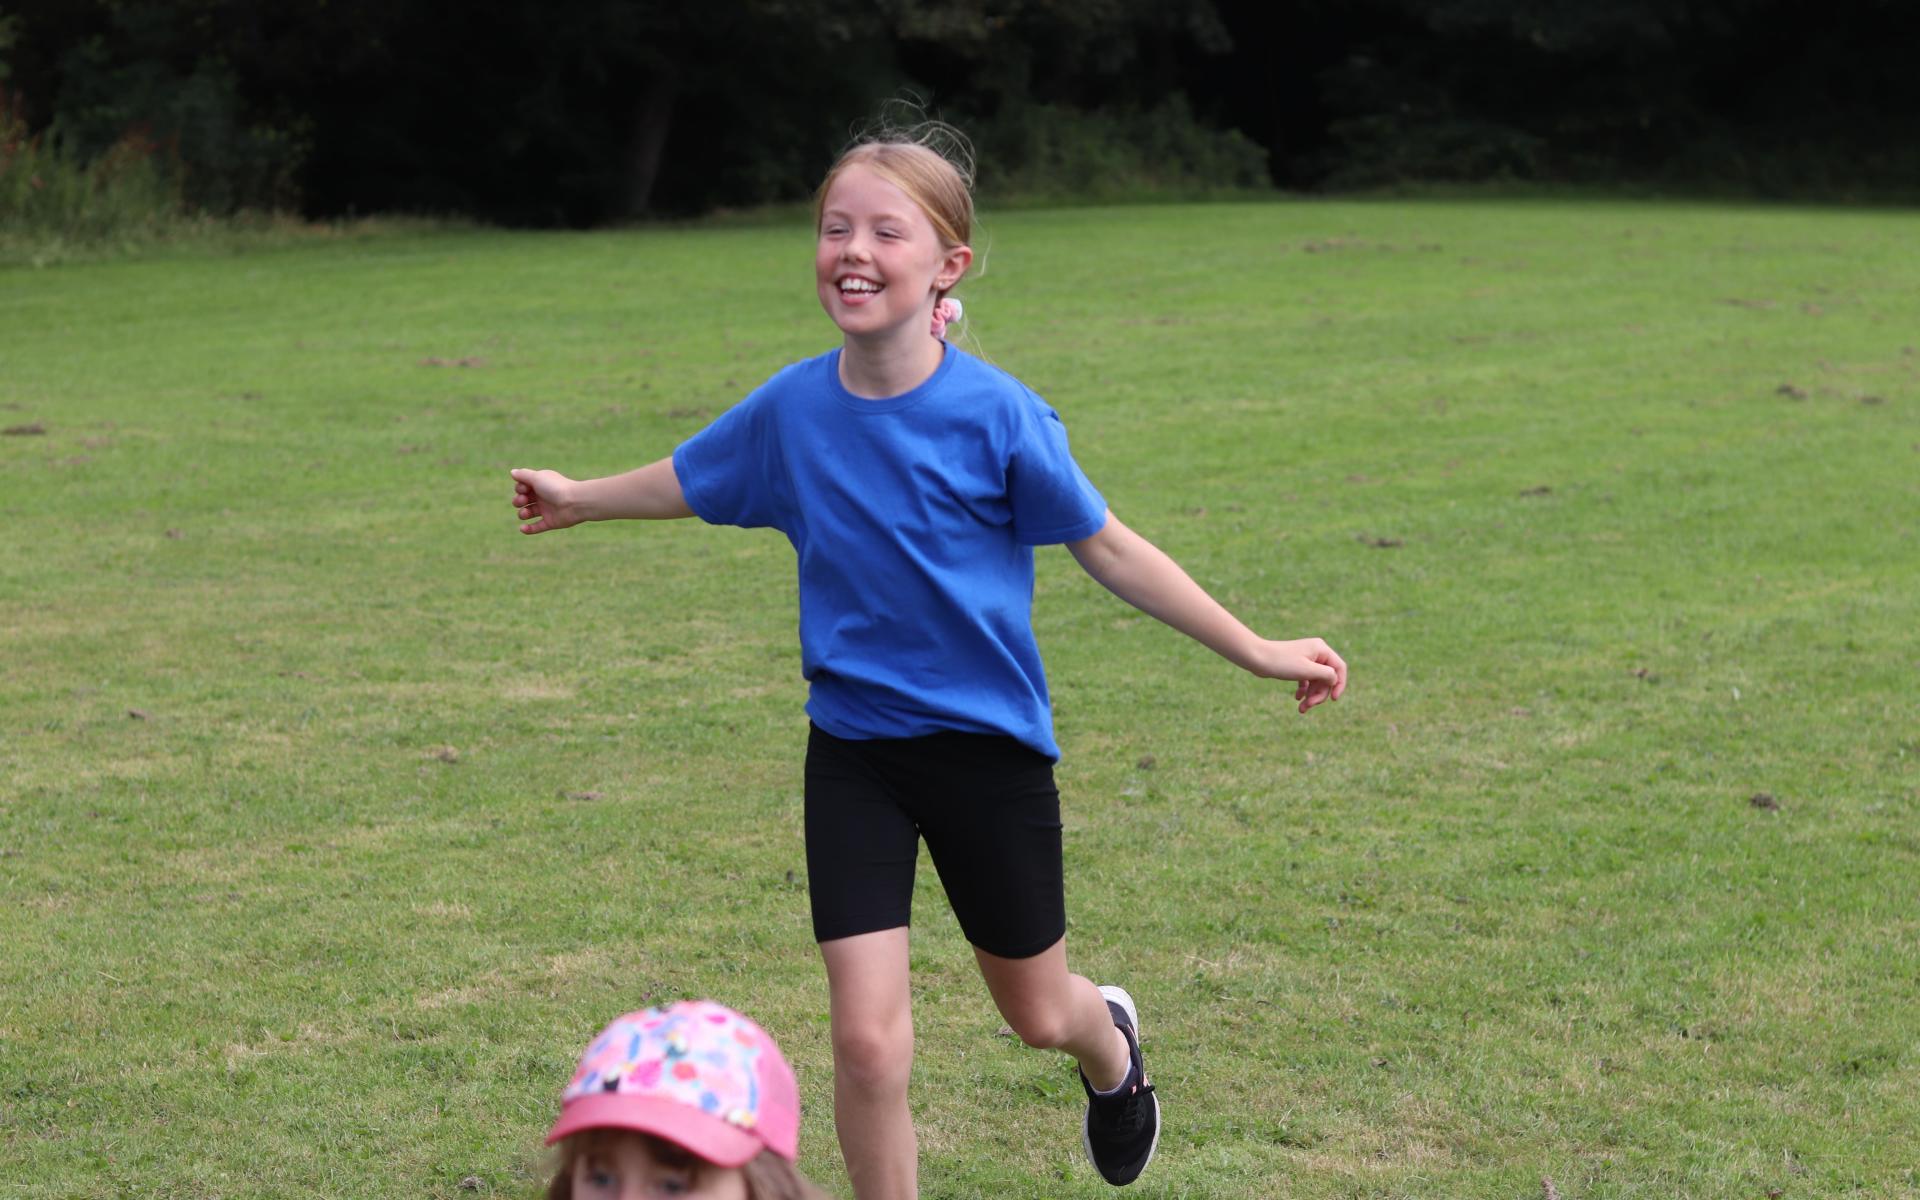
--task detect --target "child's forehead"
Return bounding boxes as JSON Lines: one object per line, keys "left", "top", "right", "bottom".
{"left": 821, "top": 164, "right": 927, "bottom": 222}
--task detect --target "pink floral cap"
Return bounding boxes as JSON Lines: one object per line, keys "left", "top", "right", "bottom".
{"left": 546, "top": 1000, "right": 801, "bottom": 1166}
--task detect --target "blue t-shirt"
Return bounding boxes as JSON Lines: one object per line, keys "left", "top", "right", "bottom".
{"left": 672, "top": 343, "right": 1108, "bottom": 759}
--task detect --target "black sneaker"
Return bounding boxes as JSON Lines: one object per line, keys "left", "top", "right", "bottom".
{"left": 1081, "top": 984, "right": 1160, "bottom": 1186}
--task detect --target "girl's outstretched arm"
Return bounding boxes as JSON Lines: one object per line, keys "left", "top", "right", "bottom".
{"left": 1067, "top": 511, "right": 1347, "bottom": 713}
{"left": 509, "top": 457, "right": 693, "bottom": 534}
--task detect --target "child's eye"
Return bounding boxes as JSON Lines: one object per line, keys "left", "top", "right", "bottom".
{"left": 653, "top": 1177, "right": 692, "bottom": 1197}
{"left": 585, "top": 1169, "right": 617, "bottom": 1192}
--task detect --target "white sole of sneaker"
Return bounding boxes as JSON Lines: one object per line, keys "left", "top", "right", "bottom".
{"left": 1083, "top": 984, "right": 1160, "bottom": 1185}
{"left": 1097, "top": 984, "right": 1140, "bottom": 1040}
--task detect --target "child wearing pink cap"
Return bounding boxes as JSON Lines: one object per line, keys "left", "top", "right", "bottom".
{"left": 546, "top": 1000, "right": 831, "bottom": 1200}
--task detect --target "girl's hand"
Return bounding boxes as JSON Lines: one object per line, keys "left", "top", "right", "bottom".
{"left": 1251, "top": 637, "right": 1348, "bottom": 714}
{"left": 509, "top": 468, "right": 585, "bottom": 534}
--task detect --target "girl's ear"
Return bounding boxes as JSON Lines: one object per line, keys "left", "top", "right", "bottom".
{"left": 935, "top": 244, "right": 974, "bottom": 292}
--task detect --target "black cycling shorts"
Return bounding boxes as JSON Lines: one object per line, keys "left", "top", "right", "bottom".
{"left": 803, "top": 722, "right": 1067, "bottom": 959}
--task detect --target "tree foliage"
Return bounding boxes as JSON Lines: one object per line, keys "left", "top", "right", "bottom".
{"left": 1305, "top": 0, "right": 1920, "bottom": 193}
{"left": 3, "top": 0, "right": 1914, "bottom": 223}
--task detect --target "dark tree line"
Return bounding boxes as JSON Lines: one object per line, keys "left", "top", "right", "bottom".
{"left": 3, "top": 0, "right": 1914, "bottom": 225}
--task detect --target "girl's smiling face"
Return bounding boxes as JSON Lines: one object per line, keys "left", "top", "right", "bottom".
{"left": 815, "top": 163, "right": 971, "bottom": 344}
{"left": 570, "top": 1134, "right": 747, "bottom": 1199}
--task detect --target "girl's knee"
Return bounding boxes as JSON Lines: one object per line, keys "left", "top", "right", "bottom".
{"left": 832, "top": 1017, "right": 913, "bottom": 1091}
{"left": 999, "top": 1005, "right": 1071, "bottom": 1051}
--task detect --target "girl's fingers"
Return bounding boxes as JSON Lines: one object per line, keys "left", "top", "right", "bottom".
{"left": 1293, "top": 663, "right": 1340, "bottom": 712}
{"left": 1308, "top": 645, "right": 1347, "bottom": 701}
{"left": 1288, "top": 659, "right": 1340, "bottom": 714}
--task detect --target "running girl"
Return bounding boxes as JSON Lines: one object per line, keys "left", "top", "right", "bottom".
{"left": 510, "top": 124, "right": 1347, "bottom": 1197}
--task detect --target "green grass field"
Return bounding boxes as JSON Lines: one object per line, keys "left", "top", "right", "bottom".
{"left": 3, "top": 198, "right": 1917, "bottom": 1199}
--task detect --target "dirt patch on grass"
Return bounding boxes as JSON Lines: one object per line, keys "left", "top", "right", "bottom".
{"left": 502, "top": 678, "right": 576, "bottom": 702}
{"left": 417, "top": 971, "right": 509, "bottom": 1010}
{"left": 222, "top": 1023, "right": 345, "bottom": 1066}
{"left": 545, "top": 948, "right": 613, "bottom": 980}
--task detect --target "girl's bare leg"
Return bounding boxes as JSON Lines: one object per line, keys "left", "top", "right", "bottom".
{"left": 820, "top": 927, "right": 918, "bottom": 1200}
{"left": 973, "top": 937, "right": 1130, "bottom": 1090}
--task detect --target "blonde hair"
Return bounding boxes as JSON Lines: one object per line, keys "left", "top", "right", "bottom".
{"left": 814, "top": 121, "right": 976, "bottom": 300}
{"left": 547, "top": 1131, "right": 831, "bottom": 1200}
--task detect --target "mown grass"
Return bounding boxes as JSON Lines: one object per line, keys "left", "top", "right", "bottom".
{"left": 2, "top": 198, "right": 1917, "bottom": 1199}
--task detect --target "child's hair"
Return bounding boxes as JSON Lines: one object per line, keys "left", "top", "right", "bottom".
{"left": 547, "top": 1129, "right": 829, "bottom": 1200}
{"left": 814, "top": 118, "right": 976, "bottom": 300}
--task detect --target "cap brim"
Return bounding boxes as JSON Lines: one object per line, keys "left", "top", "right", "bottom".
{"left": 545, "top": 1093, "right": 765, "bottom": 1167}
